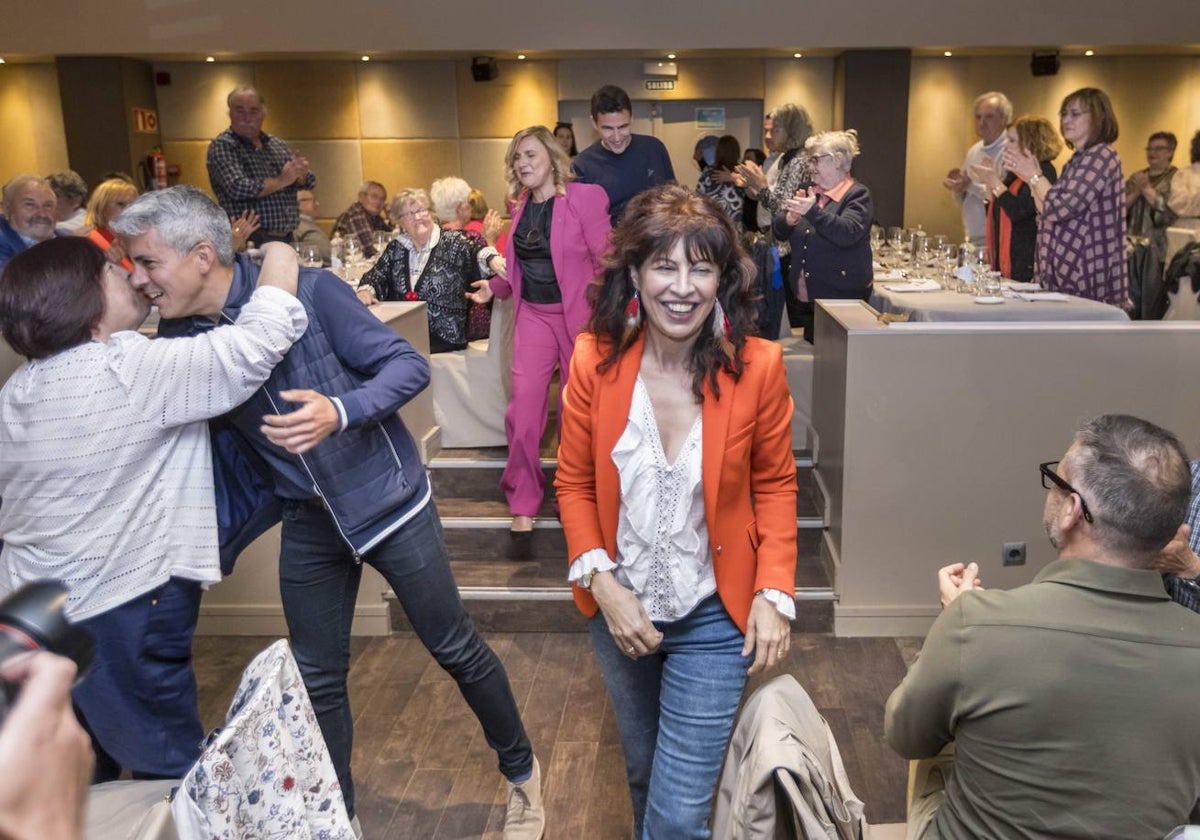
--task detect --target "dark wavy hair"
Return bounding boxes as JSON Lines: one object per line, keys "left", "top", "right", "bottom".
{"left": 586, "top": 184, "right": 758, "bottom": 403}
{"left": 0, "top": 237, "right": 106, "bottom": 360}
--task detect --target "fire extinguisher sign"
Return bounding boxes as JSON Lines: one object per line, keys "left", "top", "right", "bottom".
{"left": 133, "top": 108, "right": 159, "bottom": 134}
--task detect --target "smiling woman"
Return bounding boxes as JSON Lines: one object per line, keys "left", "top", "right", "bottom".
{"left": 555, "top": 183, "right": 797, "bottom": 839}
{"left": 0, "top": 236, "right": 307, "bottom": 784}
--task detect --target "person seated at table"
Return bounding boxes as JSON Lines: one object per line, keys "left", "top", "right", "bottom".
{"left": 356, "top": 188, "right": 504, "bottom": 353}
{"left": 431, "top": 177, "right": 502, "bottom": 245}
{"left": 332, "top": 180, "right": 391, "bottom": 258}
{"left": 80, "top": 177, "right": 139, "bottom": 270}
{"left": 972, "top": 115, "right": 1061, "bottom": 282}
{"left": 774, "top": 129, "right": 873, "bottom": 343}
{"left": 47, "top": 170, "right": 88, "bottom": 235}
{"left": 292, "top": 188, "right": 331, "bottom": 265}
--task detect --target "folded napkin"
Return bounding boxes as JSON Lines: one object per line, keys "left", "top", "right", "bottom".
{"left": 883, "top": 278, "right": 942, "bottom": 292}
{"left": 1002, "top": 281, "right": 1043, "bottom": 292}
{"left": 874, "top": 269, "right": 908, "bottom": 281}
{"left": 1013, "top": 291, "right": 1071, "bottom": 302}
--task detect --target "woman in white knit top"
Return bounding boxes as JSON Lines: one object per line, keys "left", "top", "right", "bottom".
{"left": 0, "top": 236, "right": 307, "bottom": 782}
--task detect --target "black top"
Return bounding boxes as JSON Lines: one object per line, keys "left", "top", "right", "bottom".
{"left": 514, "top": 197, "right": 561, "bottom": 304}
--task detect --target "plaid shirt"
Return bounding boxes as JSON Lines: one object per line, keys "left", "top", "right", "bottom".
{"left": 332, "top": 202, "right": 392, "bottom": 258}
{"left": 1035, "top": 143, "right": 1128, "bottom": 308}
{"left": 206, "top": 128, "right": 316, "bottom": 233}
{"left": 1162, "top": 459, "right": 1200, "bottom": 614}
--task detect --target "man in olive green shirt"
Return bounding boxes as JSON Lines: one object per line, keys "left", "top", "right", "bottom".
{"left": 886, "top": 414, "right": 1200, "bottom": 840}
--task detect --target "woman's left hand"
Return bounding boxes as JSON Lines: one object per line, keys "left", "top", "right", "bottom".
{"left": 1001, "top": 147, "right": 1039, "bottom": 183}
{"left": 482, "top": 210, "right": 503, "bottom": 246}
{"left": 466, "top": 279, "right": 494, "bottom": 304}
{"left": 742, "top": 594, "right": 791, "bottom": 675}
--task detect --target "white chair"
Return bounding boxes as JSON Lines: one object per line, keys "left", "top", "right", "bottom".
{"left": 171, "top": 639, "right": 354, "bottom": 840}
{"left": 1165, "top": 222, "right": 1200, "bottom": 269}
{"left": 429, "top": 297, "right": 513, "bottom": 448}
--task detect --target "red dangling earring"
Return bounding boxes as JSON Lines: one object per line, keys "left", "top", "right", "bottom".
{"left": 622, "top": 287, "right": 642, "bottom": 347}
{"left": 712, "top": 298, "right": 734, "bottom": 358}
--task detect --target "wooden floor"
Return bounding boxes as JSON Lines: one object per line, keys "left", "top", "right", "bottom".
{"left": 194, "top": 632, "right": 921, "bottom": 839}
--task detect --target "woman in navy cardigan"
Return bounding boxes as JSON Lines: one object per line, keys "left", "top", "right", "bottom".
{"left": 773, "top": 129, "right": 874, "bottom": 342}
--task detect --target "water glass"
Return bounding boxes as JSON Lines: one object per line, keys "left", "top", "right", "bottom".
{"left": 344, "top": 237, "right": 362, "bottom": 265}
{"left": 940, "top": 245, "right": 959, "bottom": 291}
{"left": 300, "top": 245, "right": 322, "bottom": 268}
{"left": 980, "top": 270, "right": 1003, "bottom": 299}
{"left": 373, "top": 230, "right": 391, "bottom": 255}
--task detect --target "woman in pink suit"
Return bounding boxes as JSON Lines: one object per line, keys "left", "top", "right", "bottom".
{"left": 490, "top": 125, "right": 612, "bottom": 540}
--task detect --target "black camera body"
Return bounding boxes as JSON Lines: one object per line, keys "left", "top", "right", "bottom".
{"left": 0, "top": 581, "right": 94, "bottom": 722}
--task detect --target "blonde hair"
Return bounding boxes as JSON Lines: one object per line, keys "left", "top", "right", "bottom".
{"left": 504, "top": 125, "right": 573, "bottom": 202}
{"left": 84, "top": 179, "right": 138, "bottom": 230}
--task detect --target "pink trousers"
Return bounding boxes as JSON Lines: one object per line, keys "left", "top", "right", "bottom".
{"left": 501, "top": 302, "right": 576, "bottom": 517}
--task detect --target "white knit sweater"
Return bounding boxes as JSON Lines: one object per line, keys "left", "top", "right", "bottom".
{"left": 0, "top": 286, "right": 308, "bottom": 620}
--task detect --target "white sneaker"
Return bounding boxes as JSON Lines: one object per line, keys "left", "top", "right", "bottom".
{"left": 503, "top": 757, "right": 545, "bottom": 840}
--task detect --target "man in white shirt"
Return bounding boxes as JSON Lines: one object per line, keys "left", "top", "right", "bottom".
{"left": 943, "top": 92, "right": 1012, "bottom": 247}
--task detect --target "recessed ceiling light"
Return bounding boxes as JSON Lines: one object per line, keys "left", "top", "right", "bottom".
{"left": 667, "top": 53, "right": 676, "bottom": 60}
{"left": 361, "top": 55, "right": 370, "bottom": 61}
{"left": 793, "top": 52, "right": 803, "bottom": 59}
{"left": 1084, "top": 49, "right": 1095, "bottom": 56}
{"left": 943, "top": 50, "right": 953, "bottom": 57}
{"left": 517, "top": 54, "right": 527, "bottom": 60}
{"left": 205, "top": 56, "right": 215, "bottom": 63}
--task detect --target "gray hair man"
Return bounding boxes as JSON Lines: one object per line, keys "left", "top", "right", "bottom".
{"left": 943, "top": 91, "right": 1012, "bottom": 247}
{"left": 0, "top": 175, "right": 59, "bottom": 273}
{"left": 887, "top": 414, "right": 1200, "bottom": 839}
{"left": 206, "top": 85, "right": 316, "bottom": 245}
{"left": 46, "top": 170, "right": 89, "bottom": 234}
{"left": 113, "top": 185, "right": 543, "bottom": 839}
{"left": 331, "top": 179, "right": 390, "bottom": 258}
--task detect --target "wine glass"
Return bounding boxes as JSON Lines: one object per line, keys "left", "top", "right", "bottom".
{"left": 870, "top": 225, "right": 884, "bottom": 258}
{"left": 940, "top": 244, "right": 959, "bottom": 291}
{"left": 343, "top": 237, "right": 362, "bottom": 266}
{"left": 373, "top": 230, "right": 391, "bottom": 256}
{"left": 300, "top": 245, "right": 322, "bottom": 268}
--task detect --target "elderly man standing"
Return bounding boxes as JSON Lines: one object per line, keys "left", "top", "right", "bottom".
{"left": 943, "top": 91, "right": 1011, "bottom": 247}
{"left": 0, "top": 175, "right": 58, "bottom": 273}
{"left": 332, "top": 180, "right": 391, "bottom": 258}
{"left": 887, "top": 414, "right": 1200, "bottom": 839}
{"left": 207, "top": 85, "right": 316, "bottom": 245}
{"left": 114, "top": 186, "right": 543, "bottom": 840}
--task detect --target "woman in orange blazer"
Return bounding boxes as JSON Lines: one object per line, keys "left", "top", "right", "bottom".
{"left": 556, "top": 184, "right": 797, "bottom": 840}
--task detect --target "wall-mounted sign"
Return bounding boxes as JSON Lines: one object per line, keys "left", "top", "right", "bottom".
{"left": 645, "top": 79, "right": 675, "bottom": 91}
{"left": 695, "top": 107, "right": 725, "bottom": 130}
{"left": 132, "top": 107, "right": 159, "bottom": 134}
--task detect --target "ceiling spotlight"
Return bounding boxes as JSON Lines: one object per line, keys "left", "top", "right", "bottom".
{"left": 205, "top": 56, "right": 215, "bottom": 63}
{"left": 793, "top": 52, "right": 803, "bottom": 59}
{"left": 1084, "top": 49, "right": 1095, "bottom": 56}
{"left": 667, "top": 53, "right": 676, "bottom": 60}
{"left": 0, "top": 58, "right": 6, "bottom": 65}
{"left": 517, "top": 54, "right": 527, "bottom": 60}
{"left": 943, "top": 50, "right": 953, "bottom": 57}
{"left": 361, "top": 55, "right": 370, "bottom": 61}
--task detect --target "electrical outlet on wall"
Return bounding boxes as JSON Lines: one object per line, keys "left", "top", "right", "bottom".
{"left": 1003, "top": 542, "right": 1026, "bottom": 566}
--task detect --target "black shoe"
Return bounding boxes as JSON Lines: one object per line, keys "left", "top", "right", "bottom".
{"left": 508, "top": 528, "right": 534, "bottom": 560}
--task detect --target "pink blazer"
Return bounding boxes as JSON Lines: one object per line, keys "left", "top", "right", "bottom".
{"left": 492, "top": 181, "right": 611, "bottom": 336}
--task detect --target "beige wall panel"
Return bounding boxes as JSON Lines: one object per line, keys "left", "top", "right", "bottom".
{"left": 0, "top": 67, "right": 44, "bottom": 184}
{"left": 361, "top": 139, "right": 462, "bottom": 198}
{"left": 253, "top": 61, "right": 360, "bottom": 140}
{"left": 903, "top": 58, "right": 972, "bottom": 238}
{"left": 456, "top": 60, "right": 557, "bottom": 140}
{"left": 764, "top": 58, "right": 837, "bottom": 135}
{"left": 161, "top": 140, "right": 214, "bottom": 196}
{"left": 297, "top": 139, "right": 363, "bottom": 221}
{"left": 25, "top": 64, "right": 69, "bottom": 176}
{"left": 357, "top": 61, "right": 458, "bottom": 139}
{"left": 460, "top": 139, "right": 513, "bottom": 219}
{"left": 154, "top": 62, "right": 256, "bottom": 141}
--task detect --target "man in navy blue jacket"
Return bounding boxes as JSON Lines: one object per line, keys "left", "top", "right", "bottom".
{"left": 0, "top": 176, "right": 58, "bottom": 274}
{"left": 113, "top": 187, "right": 544, "bottom": 840}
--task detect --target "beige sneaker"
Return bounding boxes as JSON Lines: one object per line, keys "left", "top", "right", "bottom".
{"left": 503, "top": 757, "right": 545, "bottom": 840}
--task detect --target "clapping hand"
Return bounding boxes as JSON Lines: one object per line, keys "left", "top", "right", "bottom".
{"left": 230, "top": 210, "right": 261, "bottom": 252}
{"left": 782, "top": 188, "right": 817, "bottom": 225}
{"left": 1001, "top": 147, "right": 1039, "bottom": 183}
{"left": 481, "top": 210, "right": 503, "bottom": 246}
{"left": 733, "top": 160, "right": 767, "bottom": 194}
{"left": 943, "top": 167, "right": 970, "bottom": 192}
{"left": 1154, "top": 524, "right": 1200, "bottom": 578}
{"left": 968, "top": 155, "right": 1001, "bottom": 191}
{"left": 282, "top": 155, "right": 310, "bottom": 184}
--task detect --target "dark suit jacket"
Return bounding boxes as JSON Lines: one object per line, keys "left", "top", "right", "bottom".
{"left": 773, "top": 180, "right": 874, "bottom": 300}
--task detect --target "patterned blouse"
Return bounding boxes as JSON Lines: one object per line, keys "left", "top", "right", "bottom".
{"left": 1035, "top": 143, "right": 1128, "bottom": 307}
{"left": 358, "top": 226, "right": 497, "bottom": 351}
{"left": 696, "top": 168, "right": 743, "bottom": 226}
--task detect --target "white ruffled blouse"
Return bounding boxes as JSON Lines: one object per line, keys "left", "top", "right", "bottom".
{"left": 568, "top": 376, "right": 794, "bottom": 623}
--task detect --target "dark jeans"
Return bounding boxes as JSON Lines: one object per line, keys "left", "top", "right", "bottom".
{"left": 73, "top": 577, "right": 204, "bottom": 782}
{"left": 279, "top": 499, "right": 533, "bottom": 817}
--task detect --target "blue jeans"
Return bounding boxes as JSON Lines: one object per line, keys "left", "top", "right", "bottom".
{"left": 279, "top": 499, "right": 533, "bottom": 818}
{"left": 589, "top": 594, "right": 749, "bottom": 840}
{"left": 73, "top": 577, "right": 204, "bottom": 781}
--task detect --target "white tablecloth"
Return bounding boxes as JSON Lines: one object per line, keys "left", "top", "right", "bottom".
{"left": 868, "top": 283, "right": 1129, "bottom": 323}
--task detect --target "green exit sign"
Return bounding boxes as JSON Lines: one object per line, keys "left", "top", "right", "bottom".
{"left": 645, "top": 80, "right": 675, "bottom": 91}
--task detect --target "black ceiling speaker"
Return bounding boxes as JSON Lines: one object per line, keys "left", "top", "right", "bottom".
{"left": 1030, "top": 51, "right": 1061, "bottom": 77}
{"left": 471, "top": 56, "right": 499, "bottom": 82}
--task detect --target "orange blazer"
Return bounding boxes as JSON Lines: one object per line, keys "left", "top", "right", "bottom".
{"left": 555, "top": 332, "right": 798, "bottom": 633}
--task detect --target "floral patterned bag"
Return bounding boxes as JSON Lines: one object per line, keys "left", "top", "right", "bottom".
{"left": 171, "top": 639, "right": 354, "bottom": 839}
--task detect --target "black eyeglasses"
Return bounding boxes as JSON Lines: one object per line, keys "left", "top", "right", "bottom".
{"left": 1039, "top": 461, "right": 1094, "bottom": 523}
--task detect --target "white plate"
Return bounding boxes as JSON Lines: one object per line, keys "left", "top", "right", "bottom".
{"left": 974, "top": 296, "right": 1005, "bottom": 305}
